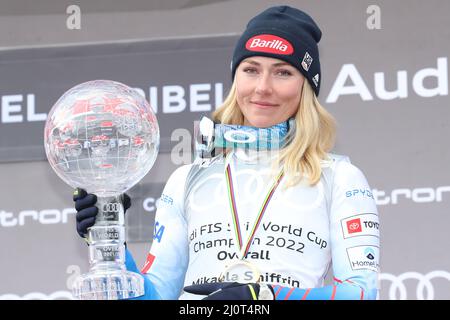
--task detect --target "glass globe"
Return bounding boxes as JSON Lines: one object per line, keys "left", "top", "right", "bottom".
{"left": 44, "top": 80, "right": 159, "bottom": 196}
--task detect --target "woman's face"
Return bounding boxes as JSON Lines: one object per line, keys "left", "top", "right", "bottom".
{"left": 235, "top": 56, "right": 305, "bottom": 128}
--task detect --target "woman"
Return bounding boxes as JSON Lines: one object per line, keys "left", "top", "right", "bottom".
{"left": 74, "top": 5, "right": 380, "bottom": 300}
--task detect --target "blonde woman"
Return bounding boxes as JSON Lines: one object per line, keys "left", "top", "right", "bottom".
{"left": 74, "top": 5, "right": 379, "bottom": 300}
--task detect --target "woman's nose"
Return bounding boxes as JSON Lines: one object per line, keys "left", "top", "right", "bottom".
{"left": 255, "top": 73, "right": 273, "bottom": 95}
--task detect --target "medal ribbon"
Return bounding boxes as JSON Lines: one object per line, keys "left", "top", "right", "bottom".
{"left": 225, "top": 157, "right": 284, "bottom": 259}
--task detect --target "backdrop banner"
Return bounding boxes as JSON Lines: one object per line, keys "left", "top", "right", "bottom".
{"left": 0, "top": 3, "right": 449, "bottom": 300}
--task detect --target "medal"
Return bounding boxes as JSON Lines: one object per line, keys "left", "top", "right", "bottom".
{"left": 220, "top": 152, "right": 284, "bottom": 282}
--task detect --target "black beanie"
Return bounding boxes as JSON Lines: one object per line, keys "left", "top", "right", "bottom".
{"left": 231, "top": 6, "right": 322, "bottom": 96}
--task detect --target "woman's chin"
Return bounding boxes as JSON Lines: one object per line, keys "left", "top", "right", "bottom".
{"left": 244, "top": 116, "right": 283, "bottom": 128}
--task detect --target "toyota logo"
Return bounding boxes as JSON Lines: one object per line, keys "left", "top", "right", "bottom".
{"left": 349, "top": 222, "right": 360, "bottom": 230}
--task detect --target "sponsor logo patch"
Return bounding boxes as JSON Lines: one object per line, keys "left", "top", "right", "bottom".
{"left": 245, "top": 34, "right": 294, "bottom": 55}
{"left": 341, "top": 213, "right": 380, "bottom": 238}
{"left": 312, "top": 73, "right": 319, "bottom": 87}
{"left": 346, "top": 188, "right": 374, "bottom": 199}
{"left": 347, "top": 245, "right": 380, "bottom": 272}
{"left": 347, "top": 218, "right": 362, "bottom": 234}
{"left": 301, "top": 52, "right": 313, "bottom": 71}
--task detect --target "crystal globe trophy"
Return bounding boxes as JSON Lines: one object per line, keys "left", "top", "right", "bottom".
{"left": 44, "top": 80, "right": 160, "bottom": 299}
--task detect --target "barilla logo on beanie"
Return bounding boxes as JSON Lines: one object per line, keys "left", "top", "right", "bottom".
{"left": 245, "top": 34, "right": 294, "bottom": 55}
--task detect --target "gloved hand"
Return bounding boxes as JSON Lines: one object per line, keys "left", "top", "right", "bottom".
{"left": 72, "top": 188, "right": 131, "bottom": 238}
{"left": 183, "top": 282, "right": 274, "bottom": 300}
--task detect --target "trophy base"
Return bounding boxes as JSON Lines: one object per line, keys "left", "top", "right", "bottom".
{"left": 72, "top": 269, "right": 145, "bottom": 300}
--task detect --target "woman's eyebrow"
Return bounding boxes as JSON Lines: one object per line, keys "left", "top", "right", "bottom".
{"left": 242, "top": 59, "right": 291, "bottom": 67}
{"left": 272, "top": 62, "right": 291, "bottom": 67}
{"left": 242, "top": 59, "right": 260, "bottom": 65}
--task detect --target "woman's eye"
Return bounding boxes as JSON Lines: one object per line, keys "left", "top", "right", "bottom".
{"left": 276, "top": 69, "right": 293, "bottom": 76}
{"left": 243, "top": 67, "right": 258, "bottom": 74}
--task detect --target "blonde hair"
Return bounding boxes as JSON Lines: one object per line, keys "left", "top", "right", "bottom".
{"left": 212, "top": 80, "right": 336, "bottom": 187}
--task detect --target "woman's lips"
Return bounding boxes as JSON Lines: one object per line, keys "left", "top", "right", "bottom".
{"left": 250, "top": 101, "right": 279, "bottom": 109}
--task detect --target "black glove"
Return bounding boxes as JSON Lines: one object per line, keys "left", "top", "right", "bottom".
{"left": 72, "top": 188, "right": 131, "bottom": 238}
{"left": 183, "top": 282, "right": 274, "bottom": 300}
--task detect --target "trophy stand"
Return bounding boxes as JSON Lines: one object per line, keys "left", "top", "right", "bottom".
{"left": 72, "top": 195, "right": 144, "bottom": 300}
